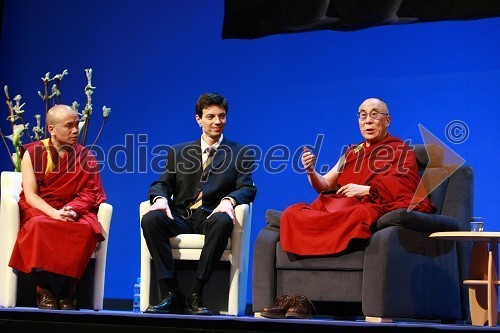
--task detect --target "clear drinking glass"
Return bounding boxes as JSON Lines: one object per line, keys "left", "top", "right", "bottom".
{"left": 470, "top": 216, "right": 484, "bottom": 232}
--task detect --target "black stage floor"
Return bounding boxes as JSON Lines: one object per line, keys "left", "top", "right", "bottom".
{"left": 1, "top": 307, "right": 500, "bottom": 333}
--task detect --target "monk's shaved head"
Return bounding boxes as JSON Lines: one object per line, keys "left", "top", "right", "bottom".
{"left": 46, "top": 104, "right": 78, "bottom": 126}
{"left": 46, "top": 104, "right": 80, "bottom": 148}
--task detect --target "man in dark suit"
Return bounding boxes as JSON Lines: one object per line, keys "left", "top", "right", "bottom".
{"left": 141, "top": 93, "right": 257, "bottom": 315}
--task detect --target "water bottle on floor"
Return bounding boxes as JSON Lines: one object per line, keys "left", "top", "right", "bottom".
{"left": 133, "top": 277, "right": 141, "bottom": 313}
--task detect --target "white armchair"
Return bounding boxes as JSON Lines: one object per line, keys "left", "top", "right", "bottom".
{"left": 0, "top": 171, "right": 112, "bottom": 310}
{"left": 140, "top": 201, "right": 252, "bottom": 315}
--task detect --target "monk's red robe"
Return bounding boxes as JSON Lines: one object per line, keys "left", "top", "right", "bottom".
{"left": 281, "top": 135, "right": 436, "bottom": 256}
{"left": 9, "top": 140, "right": 106, "bottom": 278}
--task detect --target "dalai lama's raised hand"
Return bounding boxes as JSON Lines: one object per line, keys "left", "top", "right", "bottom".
{"left": 208, "top": 199, "right": 235, "bottom": 223}
{"left": 336, "top": 183, "right": 370, "bottom": 198}
{"left": 149, "top": 197, "right": 174, "bottom": 220}
{"left": 301, "top": 146, "right": 317, "bottom": 173}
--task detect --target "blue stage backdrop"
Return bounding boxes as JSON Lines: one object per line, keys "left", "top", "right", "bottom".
{"left": 1, "top": 0, "right": 499, "bottom": 310}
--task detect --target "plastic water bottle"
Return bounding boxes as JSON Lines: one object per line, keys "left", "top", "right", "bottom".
{"left": 133, "top": 277, "right": 141, "bottom": 313}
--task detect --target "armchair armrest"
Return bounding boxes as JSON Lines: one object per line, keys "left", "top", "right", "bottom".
{"left": 376, "top": 208, "right": 459, "bottom": 233}
{"left": 363, "top": 225, "right": 462, "bottom": 319}
{"left": 252, "top": 225, "right": 280, "bottom": 313}
{"left": 265, "top": 209, "right": 282, "bottom": 228}
{"left": 0, "top": 192, "right": 21, "bottom": 308}
{"left": 93, "top": 202, "right": 113, "bottom": 311}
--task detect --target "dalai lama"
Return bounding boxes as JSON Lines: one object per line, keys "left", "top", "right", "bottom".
{"left": 280, "top": 98, "right": 435, "bottom": 256}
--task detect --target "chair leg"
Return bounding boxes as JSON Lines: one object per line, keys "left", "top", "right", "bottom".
{"left": 226, "top": 264, "right": 239, "bottom": 316}
{"left": 0, "top": 267, "right": 18, "bottom": 308}
{"left": 93, "top": 255, "right": 106, "bottom": 311}
{"left": 140, "top": 258, "right": 151, "bottom": 312}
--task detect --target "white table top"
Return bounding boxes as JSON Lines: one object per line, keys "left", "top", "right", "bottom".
{"left": 430, "top": 231, "right": 500, "bottom": 241}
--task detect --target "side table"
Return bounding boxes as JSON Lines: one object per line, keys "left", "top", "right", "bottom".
{"left": 430, "top": 231, "right": 500, "bottom": 327}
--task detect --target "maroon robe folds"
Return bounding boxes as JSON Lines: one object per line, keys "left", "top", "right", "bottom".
{"left": 281, "top": 135, "right": 435, "bottom": 256}
{"left": 9, "top": 140, "right": 106, "bottom": 278}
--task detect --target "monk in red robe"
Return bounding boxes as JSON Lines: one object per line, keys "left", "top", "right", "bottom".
{"left": 280, "top": 98, "right": 435, "bottom": 256}
{"left": 8, "top": 104, "right": 106, "bottom": 310}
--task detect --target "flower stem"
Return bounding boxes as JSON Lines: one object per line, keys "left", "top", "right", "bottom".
{"left": 88, "top": 117, "right": 107, "bottom": 151}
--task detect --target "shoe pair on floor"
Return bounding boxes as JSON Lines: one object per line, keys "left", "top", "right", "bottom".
{"left": 145, "top": 292, "right": 213, "bottom": 315}
{"left": 260, "top": 294, "right": 315, "bottom": 319}
{"left": 36, "top": 288, "right": 77, "bottom": 310}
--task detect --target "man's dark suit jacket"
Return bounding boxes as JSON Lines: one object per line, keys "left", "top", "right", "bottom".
{"left": 149, "top": 137, "right": 257, "bottom": 217}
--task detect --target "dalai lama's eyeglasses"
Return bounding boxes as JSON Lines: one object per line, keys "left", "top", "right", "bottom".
{"left": 357, "top": 111, "right": 388, "bottom": 121}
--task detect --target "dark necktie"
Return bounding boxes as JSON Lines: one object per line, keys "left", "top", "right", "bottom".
{"left": 190, "top": 147, "right": 216, "bottom": 209}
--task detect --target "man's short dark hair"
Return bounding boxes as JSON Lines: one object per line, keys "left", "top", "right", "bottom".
{"left": 195, "top": 93, "right": 228, "bottom": 117}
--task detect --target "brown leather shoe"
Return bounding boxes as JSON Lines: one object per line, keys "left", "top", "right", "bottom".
{"left": 58, "top": 294, "right": 77, "bottom": 310}
{"left": 285, "top": 295, "right": 315, "bottom": 319}
{"left": 260, "top": 295, "right": 294, "bottom": 319}
{"left": 36, "top": 288, "right": 58, "bottom": 310}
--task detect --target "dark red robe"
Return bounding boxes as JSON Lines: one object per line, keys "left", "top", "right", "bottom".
{"left": 9, "top": 140, "right": 106, "bottom": 278}
{"left": 281, "top": 135, "right": 435, "bottom": 256}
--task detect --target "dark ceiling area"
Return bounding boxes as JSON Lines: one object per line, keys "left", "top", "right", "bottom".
{"left": 222, "top": 0, "right": 500, "bottom": 39}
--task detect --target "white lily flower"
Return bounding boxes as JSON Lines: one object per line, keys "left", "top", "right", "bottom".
{"left": 6, "top": 124, "right": 25, "bottom": 147}
{"left": 102, "top": 106, "right": 111, "bottom": 118}
{"left": 13, "top": 100, "right": 25, "bottom": 115}
{"left": 82, "top": 105, "right": 93, "bottom": 116}
{"left": 78, "top": 115, "right": 87, "bottom": 134}
{"left": 53, "top": 69, "right": 68, "bottom": 80}
{"left": 11, "top": 152, "right": 21, "bottom": 172}
{"left": 51, "top": 84, "right": 60, "bottom": 96}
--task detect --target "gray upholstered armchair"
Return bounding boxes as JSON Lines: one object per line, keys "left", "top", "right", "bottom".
{"left": 252, "top": 144, "right": 473, "bottom": 323}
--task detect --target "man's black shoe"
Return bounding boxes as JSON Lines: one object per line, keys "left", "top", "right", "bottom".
{"left": 186, "top": 292, "right": 213, "bottom": 315}
{"left": 145, "top": 292, "right": 185, "bottom": 314}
